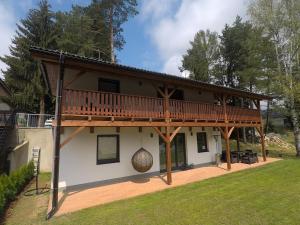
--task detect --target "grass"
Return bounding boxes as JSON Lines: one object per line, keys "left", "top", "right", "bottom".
{"left": 4, "top": 173, "right": 51, "bottom": 225}
{"left": 3, "top": 159, "right": 300, "bottom": 225}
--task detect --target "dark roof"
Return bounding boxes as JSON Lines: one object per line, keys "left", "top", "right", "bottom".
{"left": 0, "top": 78, "right": 11, "bottom": 95}
{"left": 30, "top": 46, "right": 272, "bottom": 100}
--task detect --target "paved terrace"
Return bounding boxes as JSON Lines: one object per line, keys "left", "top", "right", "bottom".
{"left": 53, "top": 157, "right": 280, "bottom": 216}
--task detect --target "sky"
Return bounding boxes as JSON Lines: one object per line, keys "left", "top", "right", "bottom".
{"left": 0, "top": 0, "right": 249, "bottom": 78}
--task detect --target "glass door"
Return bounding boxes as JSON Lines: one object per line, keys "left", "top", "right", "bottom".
{"left": 159, "top": 133, "right": 186, "bottom": 172}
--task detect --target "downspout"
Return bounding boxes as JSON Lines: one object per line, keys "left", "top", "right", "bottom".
{"left": 47, "top": 52, "right": 65, "bottom": 219}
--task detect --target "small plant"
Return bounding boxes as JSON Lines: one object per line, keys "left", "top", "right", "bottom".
{"left": 0, "top": 161, "right": 34, "bottom": 216}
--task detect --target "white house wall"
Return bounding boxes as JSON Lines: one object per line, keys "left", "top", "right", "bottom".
{"left": 59, "top": 126, "right": 221, "bottom": 189}
{"left": 59, "top": 127, "right": 160, "bottom": 188}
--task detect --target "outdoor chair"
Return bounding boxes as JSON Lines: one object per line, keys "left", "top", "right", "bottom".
{"left": 230, "top": 151, "right": 239, "bottom": 163}
{"left": 241, "top": 150, "right": 258, "bottom": 164}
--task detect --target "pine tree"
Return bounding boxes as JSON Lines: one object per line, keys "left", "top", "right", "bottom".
{"left": 0, "top": 0, "right": 56, "bottom": 114}
{"left": 180, "top": 30, "right": 220, "bottom": 82}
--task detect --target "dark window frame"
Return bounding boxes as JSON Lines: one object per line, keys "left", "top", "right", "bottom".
{"left": 98, "top": 78, "right": 120, "bottom": 93}
{"left": 97, "top": 134, "right": 120, "bottom": 165}
{"left": 197, "top": 132, "right": 209, "bottom": 153}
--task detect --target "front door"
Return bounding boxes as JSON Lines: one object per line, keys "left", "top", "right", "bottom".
{"left": 159, "top": 133, "right": 186, "bottom": 172}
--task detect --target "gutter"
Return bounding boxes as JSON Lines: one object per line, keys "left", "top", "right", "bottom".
{"left": 46, "top": 52, "right": 65, "bottom": 219}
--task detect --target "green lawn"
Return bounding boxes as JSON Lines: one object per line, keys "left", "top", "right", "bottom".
{"left": 4, "top": 159, "right": 300, "bottom": 225}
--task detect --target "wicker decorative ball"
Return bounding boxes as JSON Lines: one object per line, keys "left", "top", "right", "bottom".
{"left": 131, "top": 148, "right": 153, "bottom": 173}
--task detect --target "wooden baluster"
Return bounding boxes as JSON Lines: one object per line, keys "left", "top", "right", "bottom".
{"left": 62, "top": 90, "right": 66, "bottom": 114}
{"left": 104, "top": 93, "right": 107, "bottom": 116}
{"left": 72, "top": 90, "right": 76, "bottom": 114}
{"left": 117, "top": 94, "right": 120, "bottom": 116}
{"left": 66, "top": 90, "right": 69, "bottom": 114}
{"left": 124, "top": 95, "right": 127, "bottom": 117}
{"left": 96, "top": 91, "right": 99, "bottom": 116}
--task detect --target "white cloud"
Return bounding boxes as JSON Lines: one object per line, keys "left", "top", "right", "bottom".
{"left": 140, "top": 0, "right": 178, "bottom": 21}
{"left": 141, "top": 0, "right": 249, "bottom": 75}
{"left": 0, "top": 3, "right": 16, "bottom": 78}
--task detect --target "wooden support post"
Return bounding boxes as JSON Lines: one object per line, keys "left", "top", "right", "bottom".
{"left": 256, "top": 126, "right": 267, "bottom": 162}
{"left": 260, "top": 128, "right": 267, "bottom": 161}
{"left": 165, "top": 126, "right": 172, "bottom": 185}
{"left": 224, "top": 126, "right": 231, "bottom": 170}
{"left": 164, "top": 85, "right": 172, "bottom": 185}
{"left": 222, "top": 95, "right": 231, "bottom": 170}
{"left": 256, "top": 100, "right": 267, "bottom": 161}
{"left": 236, "top": 128, "right": 240, "bottom": 152}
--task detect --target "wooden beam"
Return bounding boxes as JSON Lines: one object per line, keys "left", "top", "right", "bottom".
{"left": 217, "top": 127, "right": 225, "bottom": 138}
{"left": 64, "top": 71, "right": 85, "bottom": 88}
{"left": 56, "top": 120, "right": 261, "bottom": 128}
{"left": 153, "top": 127, "right": 168, "bottom": 143}
{"left": 228, "top": 126, "right": 235, "bottom": 139}
{"left": 170, "top": 126, "right": 182, "bottom": 142}
{"left": 60, "top": 126, "right": 85, "bottom": 149}
{"left": 90, "top": 127, "right": 94, "bottom": 133}
{"left": 255, "top": 126, "right": 262, "bottom": 137}
{"left": 152, "top": 83, "right": 166, "bottom": 97}
{"left": 167, "top": 88, "right": 177, "bottom": 98}
{"left": 253, "top": 99, "right": 259, "bottom": 109}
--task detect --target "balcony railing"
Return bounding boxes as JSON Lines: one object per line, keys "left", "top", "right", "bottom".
{"left": 62, "top": 89, "right": 261, "bottom": 123}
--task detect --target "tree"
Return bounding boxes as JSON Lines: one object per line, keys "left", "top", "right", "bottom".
{"left": 101, "top": 0, "right": 138, "bottom": 62}
{"left": 180, "top": 30, "right": 220, "bottom": 82}
{"left": 55, "top": 5, "right": 111, "bottom": 60}
{"left": 249, "top": 0, "right": 300, "bottom": 156}
{"left": 55, "top": 0, "right": 138, "bottom": 62}
{"left": 0, "top": 0, "right": 56, "bottom": 115}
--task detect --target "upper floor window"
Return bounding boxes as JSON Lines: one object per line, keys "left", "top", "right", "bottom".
{"left": 98, "top": 78, "right": 120, "bottom": 93}
{"left": 197, "top": 132, "right": 208, "bottom": 153}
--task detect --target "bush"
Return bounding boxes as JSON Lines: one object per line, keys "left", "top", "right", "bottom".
{"left": 0, "top": 161, "right": 34, "bottom": 216}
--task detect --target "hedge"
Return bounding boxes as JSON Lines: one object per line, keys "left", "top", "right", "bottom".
{"left": 0, "top": 161, "right": 34, "bottom": 216}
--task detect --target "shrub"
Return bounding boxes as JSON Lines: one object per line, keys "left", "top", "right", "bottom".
{"left": 0, "top": 161, "right": 34, "bottom": 216}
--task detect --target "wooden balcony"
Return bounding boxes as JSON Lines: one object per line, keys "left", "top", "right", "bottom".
{"left": 61, "top": 89, "right": 261, "bottom": 126}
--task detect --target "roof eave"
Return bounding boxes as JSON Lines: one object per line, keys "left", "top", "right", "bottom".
{"left": 29, "top": 46, "right": 272, "bottom": 101}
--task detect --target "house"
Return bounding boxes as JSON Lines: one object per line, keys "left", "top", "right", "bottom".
{"left": 0, "top": 78, "right": 11, "bottom": 111}
{"left": 30, "top": 47, "right": 271, "bottom": 215}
